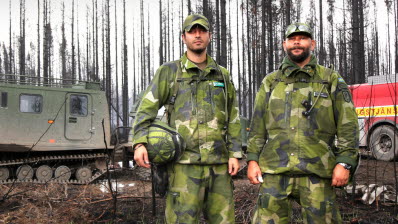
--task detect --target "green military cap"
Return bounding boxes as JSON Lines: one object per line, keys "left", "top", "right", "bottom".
{"left": 182, "top": 14, "right": 210, "bottom": 32}
{"left": 285, "top": 22, "right": 313, "bottom": 39}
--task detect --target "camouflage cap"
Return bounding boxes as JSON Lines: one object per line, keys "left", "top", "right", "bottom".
{"left": 182, "top": 14, "right": 210, "bottom": 32}
{"left": 285, "top": 22, "right": 313, "bottom": 39}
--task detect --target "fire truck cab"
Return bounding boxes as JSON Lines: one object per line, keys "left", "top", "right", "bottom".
{"left": 349, "top": 75, "right": 398, "bottom": 161}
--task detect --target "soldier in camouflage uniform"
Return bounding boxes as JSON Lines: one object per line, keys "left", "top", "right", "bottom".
{"left": 133, "top": 14, "right": 242, "bottom": 223}
{"left": 247, "top": 23, "right": 359, "bottom": 224}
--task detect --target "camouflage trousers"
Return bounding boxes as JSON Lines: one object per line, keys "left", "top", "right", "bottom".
{"left": 252, "top": 174, "right": 342, "bottom": 224}
{"left": 165, "top": 163, "right": 235, "bottom": 224}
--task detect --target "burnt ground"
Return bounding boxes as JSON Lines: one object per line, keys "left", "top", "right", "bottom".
{"left": 0, "top": 158, "right": 397, "bottom": 224}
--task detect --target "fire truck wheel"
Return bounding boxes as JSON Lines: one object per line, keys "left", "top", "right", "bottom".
{"left": 370, "top": 125, "right": 398, "bottom": 161}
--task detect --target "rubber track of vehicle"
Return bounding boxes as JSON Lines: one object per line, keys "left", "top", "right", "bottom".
{"left": 0, "top": 153, "right": 108, "bottom": 185}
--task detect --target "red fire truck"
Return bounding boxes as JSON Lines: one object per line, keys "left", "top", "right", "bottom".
{"left": 349, "top": 75, "right": 398, "bottom": 161}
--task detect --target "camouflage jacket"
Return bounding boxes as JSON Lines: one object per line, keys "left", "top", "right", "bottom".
{"left": 132, "top": 53, "right": 242, "bottom": 164}
{"left": 247, "top": 56, "right": 359, "bottom": 178}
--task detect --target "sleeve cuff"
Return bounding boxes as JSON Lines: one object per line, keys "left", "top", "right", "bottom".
{"left": 229, "top": 151, "right": 242, "bottom": 159}
{"left": 246, "top": 153, "right": 259, "bottom": 162}
{"left": 335, "top": 156, "right": 357, "bottom": 169}
{"left": 132, "top": 135, "right": 148, "bottom": 148}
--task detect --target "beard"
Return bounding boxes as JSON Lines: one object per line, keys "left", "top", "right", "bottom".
{"left": 189, "top": 47, "right": 206, "bottom": 54}
{"left": 286, "top": 46, "right": 311, "bottom": 63}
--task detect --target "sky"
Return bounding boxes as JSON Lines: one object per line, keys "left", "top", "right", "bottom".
{"left": 0, "top": 0, "right": 395, "bottom": 88}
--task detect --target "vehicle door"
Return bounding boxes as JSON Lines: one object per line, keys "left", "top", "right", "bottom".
{"left": 65, "top": 93, "right": 93, "bottom": 140}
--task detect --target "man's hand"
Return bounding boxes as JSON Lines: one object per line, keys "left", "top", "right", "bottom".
{"left": 331, "top": 164, "right": 350, "bottom": 186}
{"left": 247, "top": 161, "right": 262, "bottom": 185}
{"left": 133, "top": 145, "right": 151, "bottom": 168}
{"left": 228, "top": 158, "right": 240, "bottom": 176}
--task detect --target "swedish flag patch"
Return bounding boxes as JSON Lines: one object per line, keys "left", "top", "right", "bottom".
{"left": 213, "top": 82, "right": 225, "bottom": 87}
{"left": 338, "top": 77, "right": 345, "bottom": 83}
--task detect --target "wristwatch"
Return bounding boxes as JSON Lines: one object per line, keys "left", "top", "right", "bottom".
{"left": 338, "top": 162, "right": 352, "bottom": 170}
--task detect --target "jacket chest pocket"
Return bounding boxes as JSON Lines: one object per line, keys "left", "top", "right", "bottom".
{"left": 171, "top": 82, "right": 194, "bottom": 121}
{"left": 267, "top": 83, "right": 292, "bottom": 129}
{"left": 205, "top": 81, "right": 226, "bottom": 123}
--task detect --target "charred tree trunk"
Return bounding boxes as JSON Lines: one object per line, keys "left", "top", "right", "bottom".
{"left": 159, "top": 0, "right": 163, "bottom": 65}
{"left": 140, "top": 0, "right": 146, "bottom": 90}
{"left": 246, "top": 0, "right": 252, "bottom": 119}
{"left": 60, "top": 2, "right": 67, "bottom": 81}
{"left": 9, "top": 0, "right": 14, "bottom": 77}
{"left": 318, "top": 0, "right": 325, "bottom": 66}
{"left": 147, "top": 13, "right": 151, "bottom": 84}
{"left": 220, "top": 0, "right": 227, "bottom": 67}
{"left": 19, "top": 0, "right": 26, "bottom": 83}
{"left": 106, "top": 0, "right": 112, "bottom": 117}
{"left": 77, "top": 2, "right": 81, "bottom": 80}
{"left": 395, "top": 0, "right": 398, "bottom": 74}
{"left": 86, "top": 5, "right": 90, "bottom": 80}
{"left": 122, "top": 0, "right": 128, "bottom": 127}
{"left": 327, "top": 0, "right": 336, "bottom": 67}
{"left": 216, "top": 0, "right": 220, "bottom": 62}
{"left": 236, "top": 0, "right": 241, "bottom": 112}
{"left": 351, "top": 0, "right": 365, "bottom": 83}
{"left": 37, "top": 0, "right": 40, "bottom": 84}
{"left": 267, "top": 0, "right": 273, "bottom": 73}
{"left": 43, "top": 0, "right": 50, "bottom": 84}
{"left": 188, "top": 0, "right": 192, "bottom": 14}
{"left": 71, "top": 0, "right": 75, "bottom": 82}
{"left": 92, "top": 0, "right": 96, "bottom": 81}
{"left": 115, "top": 0, "right": 120, "bottom": 127}
{"left": 241, "top": 0, "right": 247, "bottom": 117}
{"left": 95, "top": 0, "right": 99, "bottom": 81}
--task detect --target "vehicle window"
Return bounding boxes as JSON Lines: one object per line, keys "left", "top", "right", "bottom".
{"left": 1, "top": 92, "right": 7, "bottom": 108}
{"left": 20, "top": 94, "right": 43, "bottom": 113}
{"left": 70, "top": 94, "right": 88, "bottom": 116}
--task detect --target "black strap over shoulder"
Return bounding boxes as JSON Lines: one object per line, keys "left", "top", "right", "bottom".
{"left": 270, "top": 66, "right": 334, "bottom": 93}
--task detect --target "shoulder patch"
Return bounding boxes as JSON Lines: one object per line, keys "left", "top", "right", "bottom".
{"left": 342, "top": 90, "right": 352, "bottom": 103}
{"left": 338, "top": 77, "right": 345, "bottom": 83}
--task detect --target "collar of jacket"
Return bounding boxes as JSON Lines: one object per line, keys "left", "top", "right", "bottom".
{"left": 279, "top": 55, "right": 318, "bottom": 77}
{"left": 180, "top": 52, "right": 219, "bottom": 76}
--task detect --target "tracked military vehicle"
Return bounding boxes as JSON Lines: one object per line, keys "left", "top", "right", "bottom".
{"left": 0, "top": 74, "right": 113, "bottom": 184}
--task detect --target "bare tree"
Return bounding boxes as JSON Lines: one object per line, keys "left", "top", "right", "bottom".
{"left": 115, "top": 0, "right": 120, "bottom": 127}
{"left": 140, "top": 0, "right": 145, "bottom": 90}
{"left": 106, "top": 0, "right": 112, "bottom": 116}
{"left": 19, "top": 0, "right": 26, "bottom": 82}
{"left": 385, "top": 0, "right": 393, "bottom": 75}
{"left": 0, "top": 44, "right": 2, "bottom": 74}
{"left": 122, "top": 0, "right": 129, "bottom": 127}
{"left": 246, "top": 0, "right": 252, "bottom": 118}
{"left": 95, "top": 0, "right": 99, "bottom": 81}
{"left": 266, "top": 0, "right": 274, "bottom": 73}
{"left": 188, "top": 0, "right": 192, "bottom": 14}
{"left": 77, "top": 1, "right": 81, "bottom": 80}
{"left": 395, "top": 0, "right": 398, "bottom": 74}
{"left": 351, "top": 0, "right": 366, "bottom": 83}
{"left": 37, "top": 0, "right": 40, "bottom": 84}
{"left": 327, "top": 0, "right": 336, "bottom": 67}
{"left": 9, "top": 0, "right": 14, "bottom": 77}
{"left": 236, "top": 0, "right": 241, "bottom": 113}
{"left": 43, "top": 0, "right": 53, "bottom": 85}
{"left": 318, "top": 0, "right": 326, "bottom": 65}
{"left": 159, "top": 0, "right": 163, "bottom": 65}
{"left": 220, "top": 0, "right": 227, "bottom": 67}
{"left": 60, "top": 1, "right": 67, "bottom": 81}
{"left": 71, "top": 0, "right": 75, "bottom": 82}
{"left": 3, "top": 44, "right": 10, "bottom": 74}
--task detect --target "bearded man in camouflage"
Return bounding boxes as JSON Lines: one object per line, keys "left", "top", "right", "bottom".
{"left": 247, "top": 23, "right": 359, "bottom": 224}
{"left": 133, "top": 14, "right": 242, "bottom": 223}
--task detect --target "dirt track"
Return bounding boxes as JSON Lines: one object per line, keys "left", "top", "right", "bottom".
{"left": 0, "top": 159, "right": 397, "bottom": 223}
